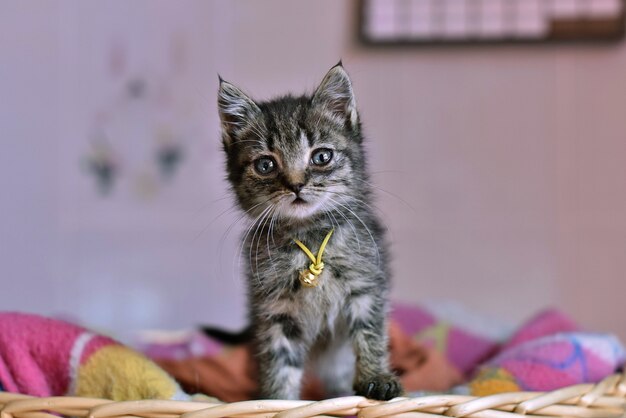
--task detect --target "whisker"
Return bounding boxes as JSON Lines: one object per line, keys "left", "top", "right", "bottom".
{"left": 237, "top": 205, "right": 273, "bottom": 286}
{"left": 193, "top": 193, "right": 232, "bottom": 217}
{"left": 326, "top": 195, "right": 381, "bottom": 265}
{"left": 218, "top": 197, "right": 274, "bottom": 280}
{"left": 308, "top": 187, "right": 390, "bottom": 237}
{"left": 351, "top": 178, "right": 417, "bottom": 214}
{"left": 268, "top": 204, "right": 280, "bottom": 252}
{"left": 254, "top": 205, "right": 275, "bottom": 283}
{"left": 309, "top": 188, "right": 386, "bottom": 216}
{"left": 321, "top": 199, "right": 361, "bottom": 252}
{"left": 370, "top": 170, "right": 408, "bottom": 176}
{"left": 333, "top": 193, "right": 395, "bottom": 244}
{"left": 193, "top": 203, "right": 239, "bottom": 241}
{"left": 234, "top": 191, "right": 289, "bottom": 286}
{"left": 322, "top": 204, "right": 337, "bottom": 230}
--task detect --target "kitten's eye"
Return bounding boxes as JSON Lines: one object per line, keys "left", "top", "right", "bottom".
{"left": 254, "top": 157, "right": 276, "bottom": 175}
{"left": 311, "top": 148, "right": 333, "bottom": 166}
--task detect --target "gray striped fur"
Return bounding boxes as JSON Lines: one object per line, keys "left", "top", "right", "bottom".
{"left": 217, "top": 64, "right": 402, "bottom": 401}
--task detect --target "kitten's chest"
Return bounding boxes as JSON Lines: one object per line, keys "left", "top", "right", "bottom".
{"left": 252, "top": 226, "right": 379, "bottom": 290}
{"left": 265, "top": 239, "right": 365, "bottom": 332}
{"left": 291, "top": 265, "right": 347, "bottom": 337}
{"left": 250, "top": 226, "right": 386, "bottom": 344}
{"left": 268, "top": 244, "right": 349, "bottom": 299}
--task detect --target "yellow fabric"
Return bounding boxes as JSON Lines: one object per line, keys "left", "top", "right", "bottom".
{"left": 75, "top": 345, "right": 180, "bottom": 400}
{"left": 469, "top": 367, "right": 521, "bottom": 396}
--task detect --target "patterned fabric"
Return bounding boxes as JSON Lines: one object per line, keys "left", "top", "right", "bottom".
{"left": 468, "top": 310, "right": 625, "bottom": 395}
{"left": 391, "top": 302, "right": 512, "bottom": 375}
{"left": 0, "top": 312, "right": 188, "bottom": 400}
{"left": 142, "top": 303, "right": 625, "bottom": 399}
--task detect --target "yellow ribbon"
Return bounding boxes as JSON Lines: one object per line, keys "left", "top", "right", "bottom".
{"left": 293, "top": 229, "right": 334, "bottom": 288}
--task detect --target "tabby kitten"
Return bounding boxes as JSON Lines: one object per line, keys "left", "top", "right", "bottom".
{"left": 217, "top": 63, "right": 402, "bottom": 401}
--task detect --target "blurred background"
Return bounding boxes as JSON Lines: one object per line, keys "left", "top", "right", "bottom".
{"left": 1, "top": 0, "right": 625, "bottom": 343}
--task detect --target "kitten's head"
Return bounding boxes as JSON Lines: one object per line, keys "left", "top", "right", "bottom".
{"left": 218, "top": 63, "right": 367, "bottom": 224}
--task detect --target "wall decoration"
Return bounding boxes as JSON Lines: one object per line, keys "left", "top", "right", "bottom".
{"left": 84, "top": 138, "right": 119, "bottom": 195}
{"left": 82, "top": 35, "right": 192, "bottom": 199}
{"left": 156, "top": 128, "right": 185, "bottom": 180}
{"left": 359, "top": 0, "right": 625, "bottom": 45}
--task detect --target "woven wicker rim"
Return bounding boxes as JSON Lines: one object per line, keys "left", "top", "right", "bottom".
{"left": 1, "top": 373, "right": 625, "bottom": 418}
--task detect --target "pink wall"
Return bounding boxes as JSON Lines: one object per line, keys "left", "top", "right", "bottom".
{"left": 1, "top": 0, "right": 624, "bottom": 341}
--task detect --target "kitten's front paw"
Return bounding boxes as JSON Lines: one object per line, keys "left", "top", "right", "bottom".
{"left": 354, "top": 374, "right": 403, "bottom": 400}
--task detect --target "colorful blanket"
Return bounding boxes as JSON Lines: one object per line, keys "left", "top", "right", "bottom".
{"left": 0, "top": 308, "right": 622, "bottom": 402}
{"left": 0, "top": 312, "right": 190, "bottom": 401}
{"left": 143, "top": 304, "right": 625, "bottom": 400}
{"left": 469, "top": 310, "right": 625, "bottom": 395}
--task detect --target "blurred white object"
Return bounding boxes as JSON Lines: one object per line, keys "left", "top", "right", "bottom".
{"left": 549, "top": 0, "right": 583, "bottom": 18}
{"left": 585, "top": 0, "right": 623, "bottom": 17}
{"left": 479, "top": 0, "right": 507, "bottom": 38}
{"left": 514, "top": 0, "right": 549, "bottom": 39}
{"left": 442, "top": 0, "right": 469, "bottom": 39}
{"left": 409, "top": 0, "right": 435, "bottom": 39}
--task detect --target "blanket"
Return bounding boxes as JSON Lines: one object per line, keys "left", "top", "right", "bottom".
{"left": 0, "top": 309, "right": 621, "bottom": 402}
{"left": 469, "top": 310, "right": 625, "bottom": 395}
{"left": 144, "top": 304, "right": 625, "bottom": 401}
{"left": 152, "top": 321, "right": 462, "bottom": 401}
{"left": 0, "top": 312, "right": 190, "bottom": 401}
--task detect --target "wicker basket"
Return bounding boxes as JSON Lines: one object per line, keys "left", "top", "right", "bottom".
{"left": 1, "top": 373, "right": 625, "bottom": 418}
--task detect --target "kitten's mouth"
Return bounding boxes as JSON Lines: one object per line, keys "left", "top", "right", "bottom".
{"left": 291, "top": 197, "right": 308, "bottom": 205}
{"left": 277, "top": 192, "right": 326, "bottom": 220}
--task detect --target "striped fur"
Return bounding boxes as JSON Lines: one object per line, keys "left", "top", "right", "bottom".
{"left": 217, "top": 64, "right": 402, "bottom": 400}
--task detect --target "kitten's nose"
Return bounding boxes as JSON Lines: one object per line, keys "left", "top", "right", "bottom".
{"left": 290, "top": 183, "right": 305, "bottom": 195}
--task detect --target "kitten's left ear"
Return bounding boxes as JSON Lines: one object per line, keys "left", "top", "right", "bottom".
{"left": 312, "top": 63, "right": 359, "bottom": 131}
{"left": 218, "top": 78, "right": 261, "bottom": 148}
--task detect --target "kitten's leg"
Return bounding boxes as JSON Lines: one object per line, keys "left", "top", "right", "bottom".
{"left": 255, "top": 315, "right": 307, "bottom": 400}
{"left": 346, "top": 294, "right": 403, "bottom": 400}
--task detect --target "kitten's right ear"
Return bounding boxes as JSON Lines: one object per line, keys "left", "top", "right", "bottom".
{"left": 312, "top": 63, "right": 359, "bottom": 131}
{"left": 218, "top": 78, "right": 260, "bottom": 147}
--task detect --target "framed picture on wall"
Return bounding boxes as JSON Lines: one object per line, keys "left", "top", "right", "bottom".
{"left": 359, "top": 0, "right": 625, "bottom": 45}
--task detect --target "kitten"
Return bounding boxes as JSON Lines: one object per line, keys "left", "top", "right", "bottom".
{"left": 217, "top": 63, "right": 402, "bottom": 401}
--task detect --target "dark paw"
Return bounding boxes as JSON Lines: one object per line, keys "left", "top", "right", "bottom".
{"left": 354, "top": 374, "right": 403, "bottom": 400}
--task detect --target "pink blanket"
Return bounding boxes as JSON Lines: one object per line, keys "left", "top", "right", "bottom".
{"left": 469, "top": 310, "right": 624, "bottom": 395}
{"left": 0, "top": 312, "right": 189, "bottom": 400}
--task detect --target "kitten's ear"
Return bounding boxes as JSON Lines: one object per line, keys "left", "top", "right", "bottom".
{"left": 218, "top": 78, "right": 261, "bottom": 147}
{"left": 312, "top": 63, "right": 359, "bottom": 130}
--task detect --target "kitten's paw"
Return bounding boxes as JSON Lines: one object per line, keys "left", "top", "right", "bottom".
{"left": 354, "top": 374, "right": 403, "bottom": 400}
